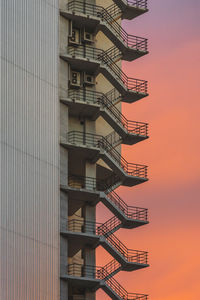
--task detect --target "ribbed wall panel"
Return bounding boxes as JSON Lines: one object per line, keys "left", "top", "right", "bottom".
{"left": 1, "top": 1, "right": 59, "bottom": 299}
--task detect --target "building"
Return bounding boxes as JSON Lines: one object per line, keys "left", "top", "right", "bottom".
{"left": 1, "top": 0, "right": 149, "bottom": 300}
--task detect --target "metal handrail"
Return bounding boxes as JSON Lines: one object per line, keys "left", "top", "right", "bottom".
{"left": 126, "top": 0, "right": 148, "bottom": 9}
{"left": 106, "top": 275, "right": 148, "bottom": 300}
{"left": 105, "top": 88, "right": 122, "bottom": 104}
{"left": 68, "top": 174, "right": 97, "bottom": 190}
{"left": 68, "top": 174, "right": 148, "bottom": 221}
{"left": 105, "top": 131, "right": 122, "bottom": 148}
{"left": 68, "top": 173, "right": 120, "bottom": 192}
{"left": 101, "top": 258, "right": 121, "bottom": 278}
{"left": 68, "top": 263, "right": 100, "bottom": 278}
{"left": 65, "top": 218, "right": 148, "bottom": 265}
{"left": 67, "top": 45, "right": 148, "bottom": 94}
{"left": 67, "top": 263, "right": 148, "bottom": 300}
{"left": 98, "top": 224, "right": 148, "bottom": 264}
{"left": 106, "top": 3, "right": 122, "bottom": 20}
{"left": 67, "top": 1, "right": 148, "bottom": 52}
{"left": 97, "top": 215, "right": 121, "bottom": 235}
{"left": 104, "top": 45, "right": 122, "bottom": 61}
{"left": 66, "top": 131, "right": 148, "bottom": 178}
{"left": 68, "top": 89, "right": 148, "bottom": 137}
{"left": 107, "top": 191, "right": 148, "bottom": 219}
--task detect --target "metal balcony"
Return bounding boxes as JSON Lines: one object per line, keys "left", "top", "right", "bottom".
{"left": 100, "top": 202, "right": 148, "bottom": 230}
{"left": 68, "top": 173, "right": 122, "bottom": 194}
{"left": 62, "top": 263, "right": 148, "bottom": 300}
{"left": 61, "top": 176, "right": 100, "bottom": 216}
{"left": 62, "top": 264, "right": 100, "bottom": 290}
{"left": 61, "top": 218, "right": 148, "bottom": 271}
{"left": 61, "top": 89, "right": 148, "bottom": 145}
{"left": 112, "top": 0, "right": 148, "bottom": 20}
{"left": 60, "top": 1, "right": 148, "bottom": 61}
{"left": 61, "top": 45, "right": 148, "bottom": 102}
{"left": 60, "top": 131, "right": 148, "bottom": 186}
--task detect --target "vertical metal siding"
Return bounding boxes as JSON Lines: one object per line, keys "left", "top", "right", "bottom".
{"left": 1, "top": 0, "right": 59, "bottom": 299}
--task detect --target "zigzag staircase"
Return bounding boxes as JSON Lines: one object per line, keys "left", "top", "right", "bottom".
{"left": 60, "top": 1, "right": 149, "bottom": 298}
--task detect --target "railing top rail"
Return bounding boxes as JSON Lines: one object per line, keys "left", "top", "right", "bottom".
{"left": 67, "top": 130, "right": 102, "bottom": 140}
{"left": 68, "top": 87, "right": 104, "bottom": 98}
{"left": 67, "top": 0, "right": 148, "bottom": 11}
{"left": 68, "top": 172, "right": 120, "bottom": 192}
{"left": 108, "top": 190, "right": 147, "bottom": 211}
{"left": 67, "top": 218, "right": 102, "bottom": 227}
{"left": 68, "top": 173, "right": 96, "bottom": 181}
{"left": 126, "top": 0, "right": 148, "bottom": 10}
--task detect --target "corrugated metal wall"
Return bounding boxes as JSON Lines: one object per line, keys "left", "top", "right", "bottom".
{"left": 0, "top": 0, "right": 59, "bottom": 299}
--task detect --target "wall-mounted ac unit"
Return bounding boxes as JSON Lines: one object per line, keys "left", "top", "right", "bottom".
{"left": 83, "top": 31, "right": 93, "bottom": 43}
{"left": 69, "top": 29, "right": 80, "bottom": 45}
{"left": 70, "top": 71, "right": 81, "bottom": 87}
{"left": 84, "top": 73, "right": 95, "bottom": 86}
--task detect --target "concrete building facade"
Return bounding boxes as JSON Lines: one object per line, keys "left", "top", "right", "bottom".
{"left": 1, "top": 0, "right": 149, "bottom": 300}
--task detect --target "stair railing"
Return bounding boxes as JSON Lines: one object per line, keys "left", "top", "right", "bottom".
{"left": 67, "top": 1, "right": 148, "bottom": 51}
{"left": 66, "top": 131, "right": 148, "bottom": 178}
{"left": 68, "top": 89, "right": 148, "bottom": 137}
{"left": 104, "top": 45, "right": 122, "bottom": 61}
{"left": 67, "top": 45, "right": 148, "bottom": 94}
{"left": 67, "top": 263, "right": 148, "bottom": 299}
{"left": 98, "top": 258, "right": 122, "bottom": 280}
{"left": 106, "top": 3, "right": 122, "bottom": 20}
{"left": 68, "top": 173, "right": 121, "bottom": 192}
{"left": 66, "top": 219, "right": 148, "bottom": 264}
{"left": 126, "top": 0, "right": 148, "bottom": 9}
{"left": 105, "top": 88, "right": 122, "bottom": 104}
{"left": 67, "top": 174, "right": 148, "bottom": 222}
{"left": 97, "top": 215, "right": 121, "bottom": 236}
{"left": 107, "top": 191, "right": 148, "bottom": 219}
{"left": 104, "top": 131, "right": 122, "bottom": 148}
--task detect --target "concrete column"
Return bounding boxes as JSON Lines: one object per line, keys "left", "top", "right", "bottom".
{"left": 60, "top": 191, "right": 68, "bottom": 300}
{"left": 60, "top": 73, "right": 69, "bottom": 297}
{"left": 60, "top": 279, "right": 68, "bottom": 300}
{"left": 83, "top": 162, "right": 96, "bottom": 294}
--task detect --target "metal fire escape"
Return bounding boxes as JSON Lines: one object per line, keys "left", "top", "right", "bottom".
{"left": 60, "top": 0, "right": 149, "bottom": 299}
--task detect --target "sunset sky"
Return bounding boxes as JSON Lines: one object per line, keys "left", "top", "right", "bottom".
{"left": 97, "top": 0, "right": 200, "bottom": 299}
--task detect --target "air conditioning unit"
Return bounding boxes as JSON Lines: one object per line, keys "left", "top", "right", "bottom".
{"left": 83, "top": 31, "right": 93, "bottom": 43}
{"left": 69, "top": 28, "right": 80, "bottom": 45}
{"left": 84, "top": 73, "right": 95, "bottom": 85}
{"left": 70, "top": 71, "right": 81, "bottom": 87}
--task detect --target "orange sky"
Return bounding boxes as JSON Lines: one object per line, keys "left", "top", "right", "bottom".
{"left": 97, "top": 0, "right": 200, "bottom": 299}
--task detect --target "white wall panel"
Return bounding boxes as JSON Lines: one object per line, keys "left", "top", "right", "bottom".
{"left": 0, "top": 0, "right": 59, "bottom": 299}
